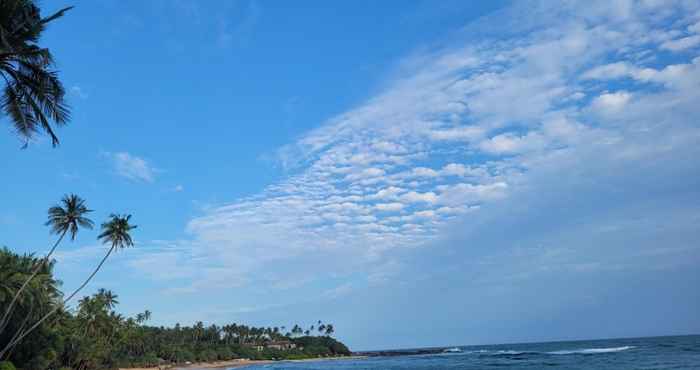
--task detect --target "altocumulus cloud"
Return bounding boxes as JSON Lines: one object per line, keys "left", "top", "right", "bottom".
{"left": 127, "top": 0, "right": 700, "bottom": 313}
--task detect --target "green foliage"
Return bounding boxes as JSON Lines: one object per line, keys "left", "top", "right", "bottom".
{"left": 0, "top": 361, "right": 16, "bottom": 370}
{"left": 0, "top": 247, "right": 351, "bottom": 369}
{"left": 0, "top": 202, "right": 347, "bottom": 370}
{"left": 216, "top": 347, "right": 234, "bottom": 361}
{"left": 293, "top": 336, "right": 351, "bottom": 356}
{"left": 0, "top": 0, "right": 73, "bottom": 146}
{"left": 0, "top": 247, "right": 62, "bottom": 368}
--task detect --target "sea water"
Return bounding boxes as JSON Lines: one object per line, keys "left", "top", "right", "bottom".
{"left": 248, "top": 335, "right": 700, "bottom": 369}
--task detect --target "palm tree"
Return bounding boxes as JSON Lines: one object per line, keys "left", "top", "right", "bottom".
{"left": 0, "top": 249, "right": 62, "bottom": 360}
{"left": 135, "top": 310, "right": 151, "bottom": 324}
{"left": 64, "top": 214, "right": 136, "bottom": 304}
{"left": 0, "top": 194, "right": 92, "bottom": 335}
{"left": 324, "top": 324, "right": 334, "bottom": 337}
{"left": 0, "top": 0, "right": 72, "bottom": 147}
{"left": 96, "top": 288, "right": 119, "bottom": 310}
{"left": 0, "top": 214, "right": 136, "bottom": 355}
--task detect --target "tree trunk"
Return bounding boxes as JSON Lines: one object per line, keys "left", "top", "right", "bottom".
{"left": 0, "top": 244, "right": 115, "bottom": 358}
{"left": 0, "top": 229, "right": 67, "bottom": 334}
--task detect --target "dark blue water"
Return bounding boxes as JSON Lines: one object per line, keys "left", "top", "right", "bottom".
{"left": 249, "top": 335, "right": 700, "bottom": 369}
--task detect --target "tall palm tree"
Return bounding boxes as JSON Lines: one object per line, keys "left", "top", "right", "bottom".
{"left": 0, "top": 0, "right": 73, "bottom": 146}
{"left": 0, "top": 214, "right": 136, "bottom": 355}
{"left": 0, "top": 194, "right": 92, "bottom": 335}
{"left": 64, "top": 214, "right": 136, "bottom": 304}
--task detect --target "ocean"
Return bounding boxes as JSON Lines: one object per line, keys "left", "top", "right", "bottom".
{"left": 248, "top": 335, "right": 700, "bottom": 369}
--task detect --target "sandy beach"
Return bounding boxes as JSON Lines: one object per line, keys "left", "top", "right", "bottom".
{"left": 121, "top": 356, "right": 366, "bottom": 370}
{"left": 174, "top": 359, "right": 273, "bottom": 369}
{"left": 120, "top": 359, "right": 273, "bottom": 370}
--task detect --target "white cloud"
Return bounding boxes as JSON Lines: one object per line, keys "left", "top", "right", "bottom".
{"left": 428, "top": 126, "right": 485, "bottom": 141}
{"left": 441, "top": 163, "right": 467, "bottom": 176}
{"left": 590, "top": 91, "right": 631, "bottom": 115}
{"left": 367, "top": 186, "right": 405, "bottom": 200}
{"left": 375, "top": 202, "right": 405, "bottom": 212}
{"left": 479, "top": 132, "right": 546, "bottom": 155}
{"left": 345, "top": 167, "right": 386, "bottom": 181}
{"left": 582, "top": 62, "right": 633, "bottom": 80}
{"left": 105, "top": 152, "right": 156, "bottom": 183}
{"left": 660, "top": 35, "right": 700, "bottom": 51}
{"left": 413, "top": 210, "right": 436, "bottom": 219}
{"left": 541, "top": 117, "right": 583, "bottom": 141}
{"left": 689, "top": 21, "right": 700, "bottom": 34}
{"left": 121, "top": 1, "right": 700, "bottom": 301}
{"left": 410, "top": 167, "right": 439, "bottom": 178}
{"left": 437, "top": 182, "right": 508, "bottom": 206}
{"left": 400, "top": 191, "right": 438, "bottom": 204}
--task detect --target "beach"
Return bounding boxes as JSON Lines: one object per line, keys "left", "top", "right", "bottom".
{"left": 174, "top": 359, "right": 274, "bottom": 369}
{"left": 120, "top": 359, "right": 272, "bottom": 370}
{"left": 121, "top": 356, "right": 365, "bottom": 370}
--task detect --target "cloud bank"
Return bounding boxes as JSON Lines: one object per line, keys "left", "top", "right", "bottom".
{"left": 106, "top": 1, "right": 700, "bottom": 341}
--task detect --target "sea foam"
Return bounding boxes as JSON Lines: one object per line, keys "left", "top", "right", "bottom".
{"left": 546, "top": 346, "right": 635, "bottom": 355}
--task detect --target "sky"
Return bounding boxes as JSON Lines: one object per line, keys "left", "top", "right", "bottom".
{"left": 1, "top": 0, "right": 699, "bottom": 351}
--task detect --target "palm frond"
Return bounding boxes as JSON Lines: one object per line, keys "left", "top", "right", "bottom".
{"left": 0, "top": 0, "right": 71, "bottom": 146}
{"left": 39, "top": 6, "right": 73, "bottom": 26}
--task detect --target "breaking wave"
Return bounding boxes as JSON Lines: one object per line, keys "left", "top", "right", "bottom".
{"left": 469, "top": 346, "right": 635, "bottom": 356}
{"left": 546, "top": 346, "right": 635, "bottom": 355}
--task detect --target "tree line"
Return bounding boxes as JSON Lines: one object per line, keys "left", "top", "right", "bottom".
{"left": 0, "top": 195, "right": 349, "bottom": 370}
{"left": 0, "top": 248, "right": 349, "bottom": 369}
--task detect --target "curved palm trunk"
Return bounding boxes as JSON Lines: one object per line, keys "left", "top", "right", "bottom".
{"left": 2, "top": 304, "right": 33, "bottom": 361}
{"left": 0, "top": 244, "right": 115, "bottom": 359}
{"left": 0, "top": 229, "right": 67, "bottom": 335}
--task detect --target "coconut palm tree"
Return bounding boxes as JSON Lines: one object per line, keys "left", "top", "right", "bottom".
{"left": 96, "top": 288, "right": 119, "bottom": 310}
{"left": 324, "top": 324, "right": 334, "bottom": 337}
{"left": 135, "top": 310, "right": 151, "bottom": 324}
{"left": 0, "top": 214, "right": 136, "bottom": 356}
{"left": 64, "top": 214, "right": 136, "bottom": 304}
{"left": 0, "top": 194, "right": 92, "bottom": 335}
{"left": 0, "top": 0, "right": 73, "bottom": 146}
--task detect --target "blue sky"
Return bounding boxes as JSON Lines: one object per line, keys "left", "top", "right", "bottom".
{"left": 1, "top": 0, "right": 700, "bottom": 351}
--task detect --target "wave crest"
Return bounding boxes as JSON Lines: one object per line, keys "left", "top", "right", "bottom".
{"left": 468, "top": 346, "right": 635, "bottom": 356}
{"left": 546, "top": 346, "right": 635, "bottom": 355}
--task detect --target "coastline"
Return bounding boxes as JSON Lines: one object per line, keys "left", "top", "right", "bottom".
{"left": 174, "top": 359, "right": 274, "bottom": 369}
{"left": 121, "top": 356, "right": 366, "bottom": 370}
{"left": 119, "top": 359, "right": 272, "bottom": 370}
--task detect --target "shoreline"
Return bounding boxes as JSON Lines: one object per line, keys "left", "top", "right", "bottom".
{"left": 119, "top": 360, "right": 272, "bottom": 370}
{"left": 174, "top": 359, "right": 274, "bottom": 369}
{"left": 121, "top": 356, "right": 366, "bottom": 370}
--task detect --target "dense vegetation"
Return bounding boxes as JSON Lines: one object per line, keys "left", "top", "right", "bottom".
{"left": 0, "top": 193, "right": 349, "bottom": 369}
{"left": 0, "top": 247, "right": 350, "bottom": 369}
